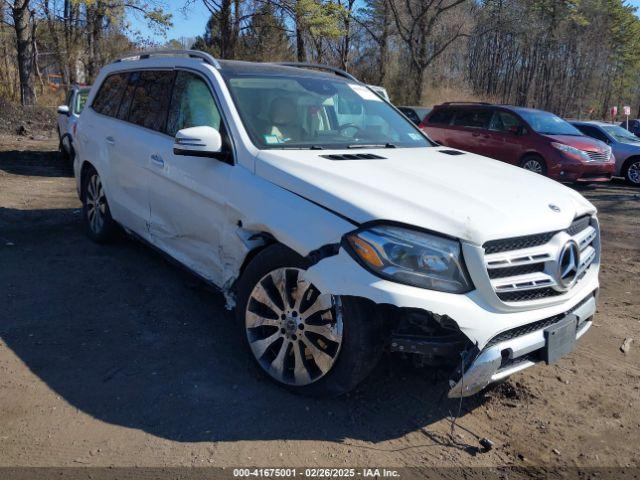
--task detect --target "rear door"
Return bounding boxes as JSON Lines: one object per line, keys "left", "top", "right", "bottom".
{"left": 106, "top": 71, "right": 174, "bottom": 238}
{"left": 421, "top": 108, "right": 455, "bottom": 144}
{"left": 147, "top": 70, "right": 234, "bottom": 286}
{"left": 447, "top": 108, "right": 492, "bottom": 154}
{"left": 83, "top": 73, "right": 130, "bottom": 224}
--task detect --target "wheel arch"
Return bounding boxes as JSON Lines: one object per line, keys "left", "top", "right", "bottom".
{"left": 519, "top": 151, "right": 546, "bottom": 166}
{"left": 621, "top": 155, "right": 640, "bottom": 175}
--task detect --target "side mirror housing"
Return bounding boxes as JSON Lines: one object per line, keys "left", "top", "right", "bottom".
{"left": 173, "top": 126, "right": 223, "bottom": 158}
{"left": 57, "top": 105, "right": 70, "bottom": 116}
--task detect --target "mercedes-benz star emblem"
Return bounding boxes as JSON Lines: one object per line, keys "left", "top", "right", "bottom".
{"left": 549, "top": 204, "right": 561, "bottom": 213}
{"left": 555, "top": 240, "right": 580, "bottom": 291}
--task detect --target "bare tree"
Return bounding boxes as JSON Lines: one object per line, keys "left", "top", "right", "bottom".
{"left": 6, "top": 0, "right": 36, "bottom": 105}
{"left": 388, "top": 0, "right": 469, "bottom": 104}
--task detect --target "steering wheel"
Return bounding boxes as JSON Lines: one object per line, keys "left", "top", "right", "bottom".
{"left": 338, "top": 123, "right": 362, "bottom": 137}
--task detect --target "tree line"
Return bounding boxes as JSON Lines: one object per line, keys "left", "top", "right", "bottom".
{"left": 2, "top": 0, "right": 640, "bottom": 119}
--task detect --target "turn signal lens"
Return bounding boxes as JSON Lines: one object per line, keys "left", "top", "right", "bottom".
{"left": 347, "top": 235, "right": 384, "bottom": 268}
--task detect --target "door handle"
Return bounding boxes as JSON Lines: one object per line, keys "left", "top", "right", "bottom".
{"left": 105, "top": 136, "right": 115, "bottom": 145}
{"left": 150, "top": 154, "right": 165, "bottom": 168}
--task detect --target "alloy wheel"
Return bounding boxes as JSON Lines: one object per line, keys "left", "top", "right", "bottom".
{"left": 85, "top": 173, "right": 106, "bottom": 234}
{"left": 523, "top": 159, "right": 543, "bottom": 174}
{"left": 628, "top": 161, "right": 640, "bottom": 185}
{"left": 245, "top": 267, "right": 343, "bottom": 386}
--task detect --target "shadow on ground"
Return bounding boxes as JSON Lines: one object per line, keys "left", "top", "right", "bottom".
{"left": 0, "top": 207, "right": 488, "bottom": 446}
{"left": 0, "top": 148, "right": 72, "bottom": 178}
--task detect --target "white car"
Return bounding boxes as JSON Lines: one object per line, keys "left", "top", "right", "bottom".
{"left": 57, "top": 85, "right": 91, "bottom": 160}
{"left": 74, "top": 50, "right": 599, "bottom": 397}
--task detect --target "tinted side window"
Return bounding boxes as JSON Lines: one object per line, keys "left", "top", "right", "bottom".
{"left": 116, "top": 72, "right": 138, "bottom": 121}
{"left": 428, "top": 109, "right": 454, "bottom": 125}
{"left": 166, "top": 71, "right": 221, "bottom": 137}
{"left": 577, "top": 125, "right": 609, "bottom": 143}
{"left": 92, "top": 74, "right": 128, "bottom": 117}
{"left": 489, "top": 111, "right": 521, "bottom": 132}
{"left": 452, "top": 109, "right": 492, "bottom": 129}
{"left": 128, "top": 71, "right": 175, "bottom": 131}
{"left": 400, "top": 108, "right": 421, "bottom": 125}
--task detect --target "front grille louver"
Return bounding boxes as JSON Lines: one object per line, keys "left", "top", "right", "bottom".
{"left": 483, "top": 216, "right": 597, "bottom": 303}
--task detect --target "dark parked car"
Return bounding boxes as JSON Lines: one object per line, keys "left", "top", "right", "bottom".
{"left": 620, "top": 119, "right": 640, "bottom": 138}
{"left": 398, "top": 106, "right": 431, "bottom": 126}
{"left": 573, "top": 121, "right": 640, "bottom": 186}
{"left": 421, "top": 103, "right": 615, "bottom": 183}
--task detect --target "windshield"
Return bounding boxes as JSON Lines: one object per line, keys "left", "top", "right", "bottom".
{"left": 222, "top": 74, "right": 431, "bottom": 150}
{"left": 517, "top": 110, "right": 583, "bottom": 136}
{"left": 602, "top": 124, "right": 640, "bottom": 143}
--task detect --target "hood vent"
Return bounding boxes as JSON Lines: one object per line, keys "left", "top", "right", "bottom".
{"left": 321, "top": 153, "right": 386, "bottom": 160}
{"left": 439, "top": 149, "right": 465, "bottom": 156}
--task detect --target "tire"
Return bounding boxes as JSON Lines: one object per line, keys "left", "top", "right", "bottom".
{"left": 81, "top": 166, "right": 117, "bottom": 243}
{"left": 61, "top": 135, "right": 74, "bottom": 162}
{"left": 235, "top": 244, "right": 384, "bottom": 396}
{"left": 57, "top": 129, "right": 69, "bottom": 160}
{"left": 520, "top": 155, "right": 547, "bottom": 176}
{"left": 623, "top": 158, "right": 640, "bottom": 186}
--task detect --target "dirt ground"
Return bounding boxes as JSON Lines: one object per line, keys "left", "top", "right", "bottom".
{"left": 0, "top": 135, "right": 639, "bottom": 474}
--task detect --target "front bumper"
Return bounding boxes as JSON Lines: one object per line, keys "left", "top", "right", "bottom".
{"left": 447, "top": 293, "right": 596, "bottom": 397}
{"left": 551, "top": 158, "right": 616, "bottom": 183}
{"left": 305, "top": 248, "right": 600, "bottom": 349}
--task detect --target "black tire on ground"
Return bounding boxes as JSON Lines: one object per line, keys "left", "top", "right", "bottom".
{"left": 622, "top": 157, "right": 640, "bottom": 186}
{"left": 81, "top": 166, "right": 118, "bottom": 243}
{"left": 235, "top": 243, "right": 385, "bottom": 397}
{"left": 57, "top": 129, "right": 69, "bottom": 160}
{"left": 61, "top": 135, "right": 74, "bottom": 162}
{"left": 520, "top": 154, "right": 547, "bottom": 176}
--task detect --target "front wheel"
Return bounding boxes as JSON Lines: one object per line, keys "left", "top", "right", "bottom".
{"left": 520, "top": 155, "right": 547, "bottom": 176}
{"left": 235, "top": 244, "right": 384, "bottom": 396}
{"left": 623, "top": 158, "right": 640, "bottom": 186}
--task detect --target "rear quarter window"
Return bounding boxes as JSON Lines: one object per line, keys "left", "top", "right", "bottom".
{"left": 427, "top": 109, "right": 454, "bottom": 125}
{"left": 92, "top": 73, "right": 128, "bottom": 117}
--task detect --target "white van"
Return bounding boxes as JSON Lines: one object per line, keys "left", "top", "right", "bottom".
{"left": 74, "top": 50, "right": 599, "bottom": 397}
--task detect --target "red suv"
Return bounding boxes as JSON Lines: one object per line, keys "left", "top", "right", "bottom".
{"left": 421, "top": 103, "right": 615, "bottom": 183}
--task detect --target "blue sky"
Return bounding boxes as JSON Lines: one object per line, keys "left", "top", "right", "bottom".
{"left": 128, "top": 0, "right": 640, "bottom": 45}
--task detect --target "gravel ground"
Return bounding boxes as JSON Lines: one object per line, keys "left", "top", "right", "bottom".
{"left": 0, "top": 135, "right": 639, "bottom": 476}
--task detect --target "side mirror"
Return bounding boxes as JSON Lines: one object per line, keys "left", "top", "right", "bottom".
{"left": 57, "top": 105, "right": 70, "bottom": 116}
{"left": 173, "top": 126, "right": 223, "bottom": 158}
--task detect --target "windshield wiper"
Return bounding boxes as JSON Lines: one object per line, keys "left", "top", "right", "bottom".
{"left": 280, "top": 145, "right": 324, "bottom": 150}
{"left": 347, "top": 143, "right": 397, "bottom": 149}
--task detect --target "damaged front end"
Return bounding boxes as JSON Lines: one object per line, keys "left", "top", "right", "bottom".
{"left": 386, "top": 306, "right": 472, "bottom": 367}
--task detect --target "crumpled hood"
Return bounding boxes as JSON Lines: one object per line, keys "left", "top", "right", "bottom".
{"left": 255, "top": 147, "right": 596, "bottom": 245}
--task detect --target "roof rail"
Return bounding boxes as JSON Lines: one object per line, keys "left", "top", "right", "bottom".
{"left": 272, "top": 62, "right": 359, "bottom": 82}
{"left": 441, "top": 101, "right": 491, "bottom": 106}
{"left": 114, "top": 49, "right": 221, "bottom": 69}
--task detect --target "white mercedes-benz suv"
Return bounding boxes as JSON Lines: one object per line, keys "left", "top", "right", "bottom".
{"left": 74, "top": 50, "right": 599, "bottom": 397}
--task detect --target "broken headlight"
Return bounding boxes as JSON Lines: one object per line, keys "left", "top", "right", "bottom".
{"left": 345, "top": 224, "right": 473, "bottom": 293}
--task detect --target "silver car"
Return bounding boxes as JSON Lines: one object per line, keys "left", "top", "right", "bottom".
{"left": 57, "top": 85, "right": 91, "bottom": 160}
{"left": 572, "top": 121, "right": 640, "bottom": 186}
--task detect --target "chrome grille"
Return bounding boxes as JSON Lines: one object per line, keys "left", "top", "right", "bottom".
{"left": 483, "top": 216, "right": 598, "bottom": 303}
{"left": 585, "top": 150, "right": 609, "bottom": 162}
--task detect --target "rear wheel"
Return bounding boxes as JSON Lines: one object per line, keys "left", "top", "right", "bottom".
{"left": 520, "top": 155, "right": 547, "bottom": 176}
{"left": 623, "top": 158, "right": 640, "bottom": 186}
{"left": 236, "top": 244, "right": 384, "bottom": 396}
{"left": 61, "top": 135, "right": 73, "bottom": 161}
{"left": 81, "top": 167, "right": 117, "bottom": 243}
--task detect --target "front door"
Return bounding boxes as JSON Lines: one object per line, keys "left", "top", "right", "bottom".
{"left": 147, "top": 70, "right": 233, "bottom": 286}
